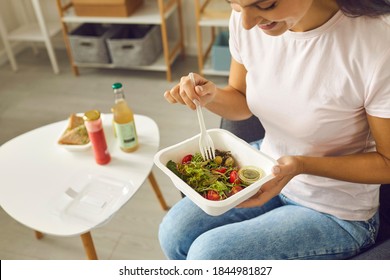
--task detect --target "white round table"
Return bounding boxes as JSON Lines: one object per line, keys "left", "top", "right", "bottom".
{"left": 0, "top": 114, "right": 168, "bottom": 259}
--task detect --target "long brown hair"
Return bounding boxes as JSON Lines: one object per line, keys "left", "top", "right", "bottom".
{"left": 336, "top": 0, "right": 390, "bottom": 17}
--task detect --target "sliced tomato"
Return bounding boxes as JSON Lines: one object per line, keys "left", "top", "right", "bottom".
{"left": 206, "top": 190, "right": 220, "bottom": 200}
{"left": 229, "top": 170, "right": 239, "bottom": 183}
{"left": 229, "top": 185, "right": 243, "bottom": 196}
{"left": 213, "top": 167, "right": 227, "bottom": 174}
{"left": 181, "top": 154, "right": 193, "bottom": 164}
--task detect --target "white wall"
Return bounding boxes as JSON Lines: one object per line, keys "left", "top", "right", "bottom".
{"left": 0, "top": 0, "right": 214, "bottom": 65}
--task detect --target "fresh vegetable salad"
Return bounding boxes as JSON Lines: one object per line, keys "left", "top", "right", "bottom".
{"left": 166, "top": 149, "right": 263, "bottom": 201}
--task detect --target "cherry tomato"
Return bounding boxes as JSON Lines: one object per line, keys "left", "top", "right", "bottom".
{"left": 206, "top": 190, "right": 220, "bottom": 200}
{"left": 229, "top": 185, "right": 243, "bottom": 196}
{"left": 181, "top": 154, "right": 193, "bottom": 164}
{"left": 229, "top": 170, "right": 239, "bottom": 183}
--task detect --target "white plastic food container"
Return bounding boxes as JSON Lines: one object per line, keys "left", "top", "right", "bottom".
{"left": 154, "top": 129, "right": 277, "bottom": 216}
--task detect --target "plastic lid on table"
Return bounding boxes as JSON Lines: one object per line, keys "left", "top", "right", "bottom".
{"left": 57, "top": 173, "right": 134, "bottom": 225}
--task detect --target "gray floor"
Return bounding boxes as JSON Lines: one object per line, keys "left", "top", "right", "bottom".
{"left": 0, "top": 47, "right": 227, "bottom": 259}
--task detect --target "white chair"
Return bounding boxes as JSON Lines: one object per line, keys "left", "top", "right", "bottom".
{"left": 0, "top": 0, "right": 61, "bottom": 74}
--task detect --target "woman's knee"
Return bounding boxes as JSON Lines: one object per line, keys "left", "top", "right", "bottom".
{"left": 158, "top": 198, "right": 203, "bottom": 259}
{"left": 158, "top": 217, "right": 183, "bottom": 259}
{"left": 187, "top": 234, "right": 224, "bottom": 260}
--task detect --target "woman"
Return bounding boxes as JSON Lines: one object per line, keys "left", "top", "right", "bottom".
{"left": 159, "top": 0, "right": 390, "bottom": 259}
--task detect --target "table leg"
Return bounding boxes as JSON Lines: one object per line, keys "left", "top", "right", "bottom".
{"left": 148, "top": 172, "right": 169, "bottom": 211}
{"left": 35, "top": 230, "right": 44, "bottom": 240}
{"left": 80, "top": 232, "right": 98, "bottom": 260}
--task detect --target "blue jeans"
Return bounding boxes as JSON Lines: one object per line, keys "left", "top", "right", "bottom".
{"left": 158, "top": 195, "right": 379, "bottom": 260}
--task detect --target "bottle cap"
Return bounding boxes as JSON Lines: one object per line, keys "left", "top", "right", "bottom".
{"left": 112, "top": 83, "right": 123, "bottom": 90}
{"left": 83, "top": 110, "right": 101, "bottom": 121}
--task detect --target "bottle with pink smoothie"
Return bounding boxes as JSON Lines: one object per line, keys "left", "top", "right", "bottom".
{"left": 83, "top": 110, "right": 111, "bottom": 165}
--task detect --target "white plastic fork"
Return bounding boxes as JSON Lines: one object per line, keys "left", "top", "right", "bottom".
{"left": 189, "top": 72, "right": 215, "bottom": 161}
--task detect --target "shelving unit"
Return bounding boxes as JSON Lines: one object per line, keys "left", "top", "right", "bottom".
{"left": 0, "top": 0, "right": 62, "bottom": 74}
{"left": 56, "top": 0, "right": 185, "bottom": 81}
{"left": 193, "top": 0, "right": 230, "bottom": 76}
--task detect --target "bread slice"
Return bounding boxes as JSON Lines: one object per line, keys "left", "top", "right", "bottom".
{"left": 67, "top": 114, "right": 84, "bottom": 130}
{"left": 58, "top": 114, "right": 90, "bottom": 145}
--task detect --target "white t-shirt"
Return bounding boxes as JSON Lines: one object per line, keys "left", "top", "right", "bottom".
{"left": 229, "top": 10, "right": 390, "bottom": 221}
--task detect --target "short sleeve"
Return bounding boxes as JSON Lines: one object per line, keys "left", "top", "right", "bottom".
{"left": 229, "top": 10, "right": 243, "bottom": 64}
{"left": 365, "top": 48, "right": 390, "bottom": 118}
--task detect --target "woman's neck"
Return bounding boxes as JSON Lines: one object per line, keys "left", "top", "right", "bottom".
{"left": 291, "top": 0, "right": 339, "bottom": 32}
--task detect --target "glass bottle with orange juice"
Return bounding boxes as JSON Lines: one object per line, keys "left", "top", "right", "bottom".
{"left": 111, "top": 82, "right": 138, "bottom": 152}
